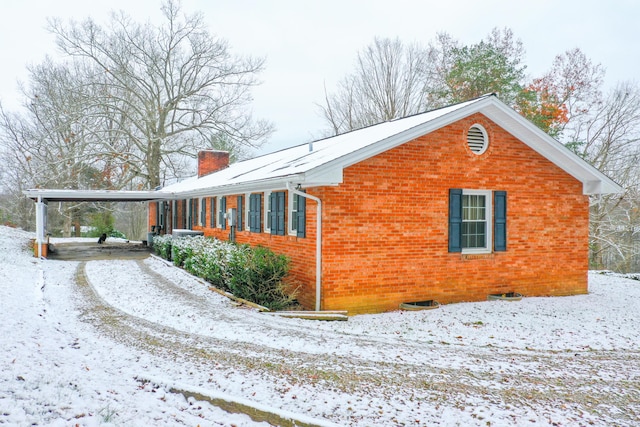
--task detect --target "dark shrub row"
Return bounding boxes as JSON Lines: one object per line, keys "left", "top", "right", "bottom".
{"left": 153, "top": 235, "right": 296, "bottom": 310}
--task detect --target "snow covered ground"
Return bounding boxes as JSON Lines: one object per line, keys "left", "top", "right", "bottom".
{"left": 1, "top": 225, "right": 639, "bottom": 426}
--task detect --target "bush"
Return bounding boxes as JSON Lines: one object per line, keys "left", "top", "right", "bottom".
{"left": 182, "top": 238, "right": 234, "bottom": 290}
{"left": 170, "top": 236, "right": 197, "bottom": 267}
{"left": 153, "top": 235, "right": 295, "bottom": 310}
{"left": 226, "top": 245, "right": 296, "bottom": 311}
{"left": 153, "top": 234, "right": 173, "bottom": 260}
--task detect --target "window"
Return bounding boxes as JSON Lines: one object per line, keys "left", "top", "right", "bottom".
{"left": 462, "top": 192, "right": 490, "bottom": 250}
{"left": 193, "top": 198, "right": 199, "bottom": 227}
{"left": 155, "top": 202, "right": 164, "bottom": 231}
{"left": 467, "top": 124, "right": 489, "bottom": 155}
{"left": 269, "top": 191, "right": 286, "bottom": 236}
{"left": 288, "top": 192, "right": 306, "bottom": 238}
{"left": 218, "top": 196, "right": 227, "bottom": 230}
{"left": 236, "top": 195, "right": 244, "bottom": 231}
{"left": 199, "top": 197, "right": 206, "bottom": 226}
{"left": 244, "top": 193, "right": 251, "bottom": 231}
{"left": 449, "top": 189, "right": 506, "bottom": 253}
{"left": 264, "top": 191, "right": 272, "bottom": 233}
{"left": 172, "top": 200, "right": 178, "bottom": 230}
{"left": 249, "top": 193, "right": 262, "bottom": 232}
{"left": 182, "top": 199, "right": 191, "bottom": 228}
{"left": 209, "top": 197, "right": 216, "bottom": 228}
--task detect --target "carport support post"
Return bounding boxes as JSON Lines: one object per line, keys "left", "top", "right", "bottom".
{"left": 35, "top": 196, "right": 46, "bottom": 258}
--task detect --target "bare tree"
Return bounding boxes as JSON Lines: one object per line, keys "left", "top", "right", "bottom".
{"left": 578, "top": 83, "right": 640, "bottom": 272}
{"left": 47, "top": 0, "right": 272, "bottom": 187}
{"left": 320, "top": 37, "right": 429, "bottom": 135}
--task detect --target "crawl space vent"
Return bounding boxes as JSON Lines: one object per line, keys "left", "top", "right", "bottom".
{"left": 467, "top": 124, "right": 488, "bottom": 154}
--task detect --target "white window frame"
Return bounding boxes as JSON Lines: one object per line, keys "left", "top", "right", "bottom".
{"left": 198, "top": 197, "right": 205, "bottom": 226}
{"left": 244, "top": 193, "right": 251, "bottom": 231}
{"left": 263, "top": 191, "right": 272, "bottom": 233}
{"left": 288, "top": 191, "right": 298, "bottom": 236}
{"left": 216, "top": 196, "right": 224, "bottom": 229}
{"left": 461, "top": 189, "right": 492, "bottom": 254}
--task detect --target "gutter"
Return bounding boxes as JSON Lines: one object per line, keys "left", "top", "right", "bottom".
{"left": 286, "top": 182, "right": 323, "bottom": 311}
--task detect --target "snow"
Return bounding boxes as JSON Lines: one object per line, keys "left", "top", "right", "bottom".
{"left": 159, "top": 98, "right": 484, "bottom": 194}
{"left": 2, "top": 224, "right": 640, "bottom": 426}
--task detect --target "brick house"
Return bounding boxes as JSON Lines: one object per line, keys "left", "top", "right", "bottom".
{"left": 149, "top": 95, "right": 620, "bottom": 314}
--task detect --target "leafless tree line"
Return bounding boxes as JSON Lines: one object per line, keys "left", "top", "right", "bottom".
{"left": 0, "top": 0, "right": 271, "bottom": 236}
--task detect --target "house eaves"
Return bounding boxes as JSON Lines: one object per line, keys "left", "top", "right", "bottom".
{"left": 159, "top": 95, "right": 621, "bottom": 198}
{"left": 299, "top": 95, "right": 621, "bottom": 196}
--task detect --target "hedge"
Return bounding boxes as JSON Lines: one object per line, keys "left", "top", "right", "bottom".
{"left": 153, "top": 235, "right": 296, "bottom": 310}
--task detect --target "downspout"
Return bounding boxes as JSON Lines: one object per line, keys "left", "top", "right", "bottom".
{"left": 287, "top": 182, "right": 322, "bottom": 311}
{"left": 36, "top": 195, "right": 43, "bottom": 258}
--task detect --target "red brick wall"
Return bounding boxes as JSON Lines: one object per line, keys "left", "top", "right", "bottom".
{"left": 315, "top": 113, "right": 589, "bottom": 313}
{"left": 149, "top": 114, "right": 590, "bottom": 314}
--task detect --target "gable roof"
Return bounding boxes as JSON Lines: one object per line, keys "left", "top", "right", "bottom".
{"left": 160, "top": 94, "right": 621, "bottom": 197}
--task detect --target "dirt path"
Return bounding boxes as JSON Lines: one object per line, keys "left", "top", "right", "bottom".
{"left": 71, "top": 260, "right": 640, "bottom": 426}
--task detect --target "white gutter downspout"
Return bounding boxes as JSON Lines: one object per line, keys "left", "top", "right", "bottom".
{"left": 287, "top": 182, "right": 323, "bottom": 311}
{"left": 35, "top": 195, "right": 44, "bottom": 258}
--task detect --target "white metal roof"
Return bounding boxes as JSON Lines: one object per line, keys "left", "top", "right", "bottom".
{"left": 160, "top": 94, "right": 621, "bottom": 197}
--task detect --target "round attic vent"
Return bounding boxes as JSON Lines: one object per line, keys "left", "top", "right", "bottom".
{"left": 467, "top": 124, "right": 488, "bottom": 155}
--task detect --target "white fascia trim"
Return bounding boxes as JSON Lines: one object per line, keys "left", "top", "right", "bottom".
{"left": 162, "top": 175, "right": 311, "bottom": 199}
{"left": 23, "top": 189, "right": 172, "bottom": 201}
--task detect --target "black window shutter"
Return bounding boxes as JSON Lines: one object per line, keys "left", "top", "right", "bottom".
{"left": 220, "top": 197, "right": 227, "bottom": 230}
{"left": 249, "top": 194, "right": 261, "bottom": 232}
{"left": 248, "top": 195, "right": 254, "bottom": 231}
{"left": 448, "top": 189, "right": 463, "bottom": 253}
{"left": 237, "top": 196, "right": 243, "bottom": 231}
{"left": 269, "top": 192, "right": 277, "bottom": 235}
{"left": 296, "top": 194, "right": 306, "bottom": 238}
{"left": 200, "top": 199, "right": 206, "bottom": 226}
{"left": 277, "top": 192, "right": 285, "bottom": 235}
{"left": 494, "top": 191, "right": 507, "bottom": 252}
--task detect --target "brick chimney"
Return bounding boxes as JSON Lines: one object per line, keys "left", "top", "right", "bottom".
{"left": 198, "top": 150, "right": 230, "bottom": 177}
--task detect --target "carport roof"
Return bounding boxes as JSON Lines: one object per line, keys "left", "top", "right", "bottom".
{"left": 23, "top": 189, "right": 170, "bottom": 203}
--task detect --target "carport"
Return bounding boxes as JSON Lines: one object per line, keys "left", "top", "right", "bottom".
{"left": 23, "top": 189, "right": 173, "bottom": 258}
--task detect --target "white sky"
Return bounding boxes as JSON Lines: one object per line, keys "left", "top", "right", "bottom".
{"left": 1, "top": 0, "right": 637, "bottom": 154}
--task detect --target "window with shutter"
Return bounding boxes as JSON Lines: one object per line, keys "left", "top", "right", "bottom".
{"left": 449, "top": 189, "right": 503, "bottom": 254}
{"left": 288, "top": 192, "right": 306, "bottom": 238}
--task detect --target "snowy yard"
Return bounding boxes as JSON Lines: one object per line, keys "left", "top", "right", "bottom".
{"left": 1, "top": 225, "right": 639, "bottom": 426}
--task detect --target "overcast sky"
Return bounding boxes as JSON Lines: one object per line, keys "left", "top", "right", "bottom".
{"left": 1, "top": 0, "right": 637, "bottom": 155}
